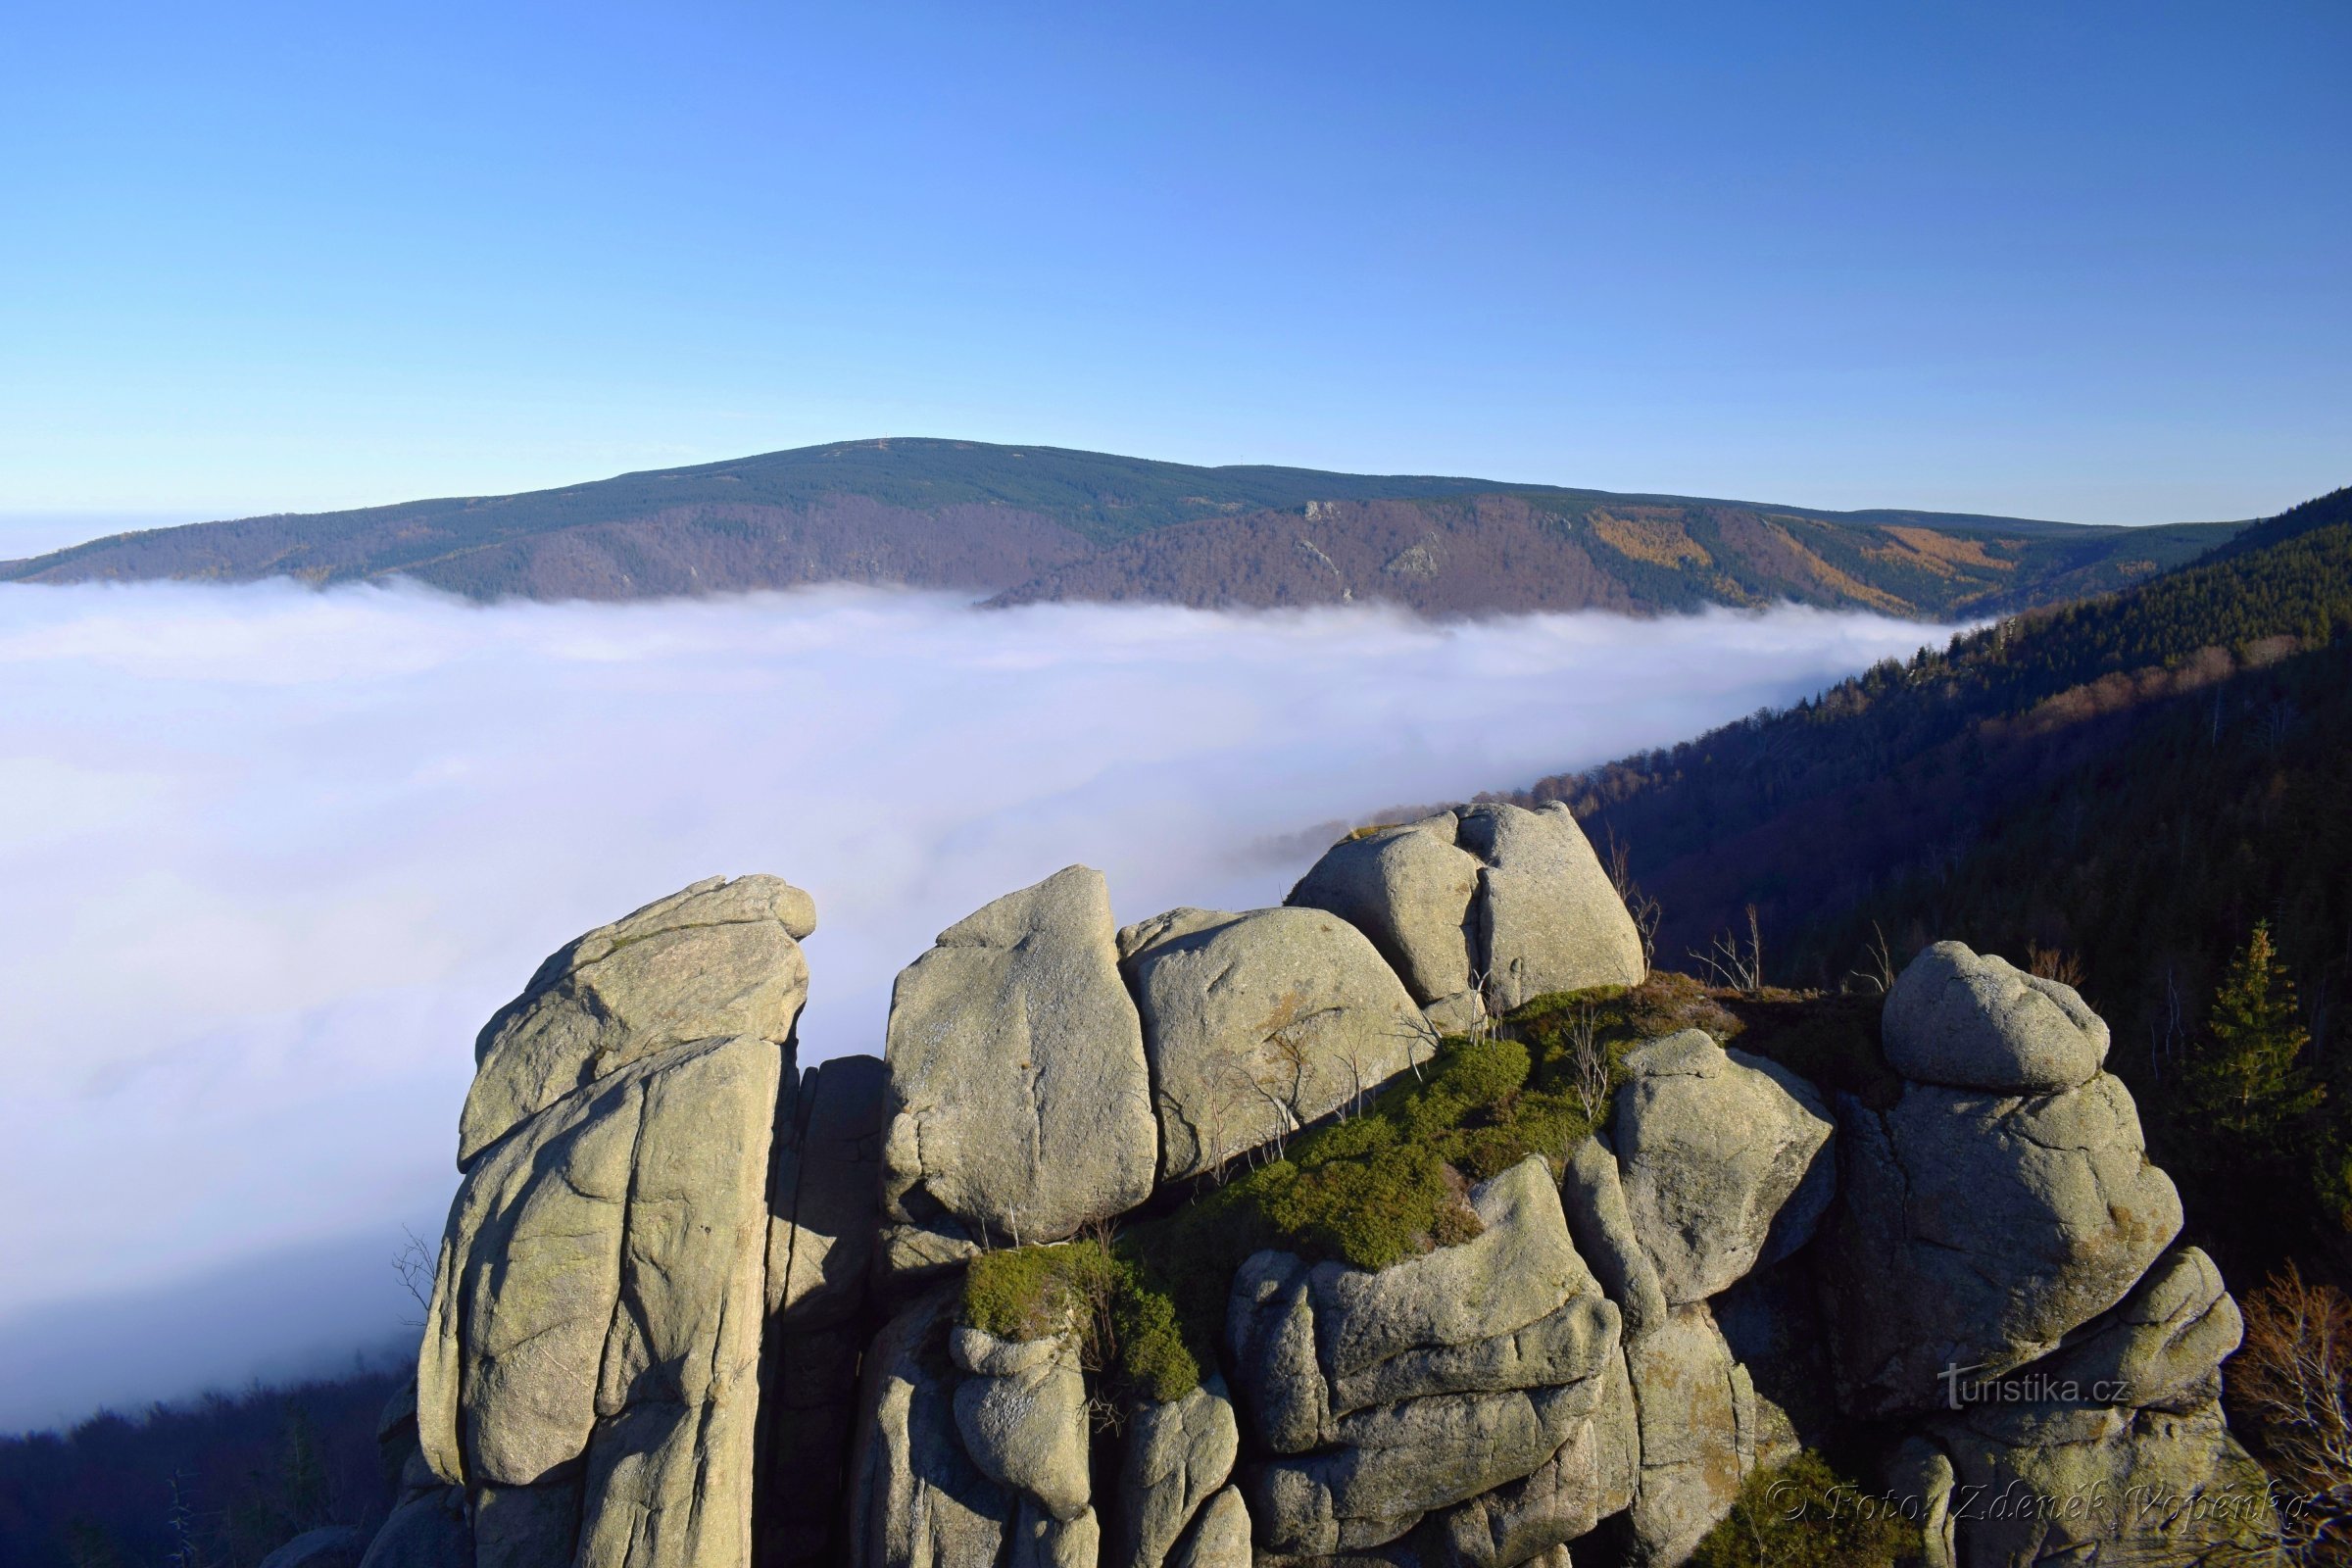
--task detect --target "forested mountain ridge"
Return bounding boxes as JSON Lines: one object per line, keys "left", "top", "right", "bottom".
{"left": 0, "top": 437, "right": 2240, "bottom": 618}
{"left": 1507, "top": 484, "right": 2352, "bottom": 1279}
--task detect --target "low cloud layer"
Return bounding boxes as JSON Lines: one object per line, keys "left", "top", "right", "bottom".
{"left": 0, "top": 581, "right": 1939, "bottom": 1430}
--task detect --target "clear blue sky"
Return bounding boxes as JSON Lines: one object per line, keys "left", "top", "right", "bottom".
{"left": 2, "top": 1, "right": 2345, "bottom": 531}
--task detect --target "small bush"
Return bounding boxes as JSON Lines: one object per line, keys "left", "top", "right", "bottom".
{"left": 959, "top": 1238, "right": 1202, "bottom": 1405}
{"left": 1690, "top": 1450, "right": 1925, "bottom": 1568}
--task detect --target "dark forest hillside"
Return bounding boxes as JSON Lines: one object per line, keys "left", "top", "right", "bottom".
{"left": 0, "top": 1368, "right": 403, "bottom": 1568}
{"left": 1511, "top": 485, "right": 2352, "bottom": 1281}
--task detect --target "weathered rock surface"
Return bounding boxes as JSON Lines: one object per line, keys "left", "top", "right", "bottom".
{"left": 1610, "top": 1032, "right": 1835, "bottom": 1305}
{"left": 952, "top": 1327, "right": 1092, "bottom": 1522}
{"left": 1921, "top": 1245, "right": 2267, "bottom": 1566}
{"left": 1167, "top": 1487, "right": 1250, "bottom": 1568}
{"left": 259, "top": 1527, "right": 368, "bottom": 1568}
{"left": 1286, "top": 816, "right": 1484, "bottom": 1023}
{"left": 847, "top": 1289, "right": 1012, "bottom": 1568}
{"left": 459, "top": 875, "right": 814, "bottom": 1165}
{"left": 1248, "top": 1383, "right": 1599, "bottom": 1557}
{"left": 1934, "top": 1403, "right": 2271, "bottom": 1568}
{"left": 1115, "top": 1376, "right": 1241, "bottom": 1568}
{"left": 381, "top": 859, "right": 2269, "bottom": 1568}
{"left": 1827, "top": 1073, "right": 2183, "bottom": 1418}
{"left": 2025, "top": 1247, "right": 2241, "bottom": 1413}
{"left": 1710, "top": 1263, "right": 1826, "bottom": 1472}
{"left": 882, "top": 865, "right": 1156, "bottom": 1253}
{"left": 1430, "top": 1348, "right": 1639, "bottom": 1568}
{"left": 1287, "top": 804, "right": 1644, "bottom": 1024}
{"left": 358, "top": 1489, "right": 472, "bottom": 1568}
{"left": 1623, "top": 1303, "right": 1756, "bottom": 1568}
{"left": 1457, "top": 803, "right": 1646, "bottom": 1011}
{"left": 1884, "top": 941, "right": 2110, "bottom": 1094}
{"left": 1311, "top": 1159, "right": 1617, "bottom": 1416}
{"left": 1560, "top": 1135, "right": 1669, "bottom": 1344}
{"left": 419, "top": 1030, "right": 778, "bottom": 1568}
{"left": 1123, "top": 906, "right": 1436, "bottom": 1182}
{"left": 1234, "top": 1160, "right": 1625, "bottom": 1557}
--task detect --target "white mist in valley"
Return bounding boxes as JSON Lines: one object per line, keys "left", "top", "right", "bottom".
{"left": 0, "top": 580, "right": 1943, "bottom": 1429}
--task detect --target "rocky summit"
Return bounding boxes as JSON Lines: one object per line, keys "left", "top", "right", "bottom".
{"left": 354, "top": 806, "right": 2269, "bottom": 1568}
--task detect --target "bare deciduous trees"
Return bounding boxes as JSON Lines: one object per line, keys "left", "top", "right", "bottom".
{"left": 2234, "top": 1263, "right": 2352, "bottom": 1559}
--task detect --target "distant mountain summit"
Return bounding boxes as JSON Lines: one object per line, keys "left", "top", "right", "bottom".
{"left": 0, "top": 437, "right": 2243, "bottom": 618}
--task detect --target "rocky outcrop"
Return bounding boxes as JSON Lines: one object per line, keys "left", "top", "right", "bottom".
{"left": 1230, "top": 1159, "right": 1624, "bottom": 1557}
{"left": 951, "top": 1326, "right": 1093, "bottom": 1524}
{"left": 1559, "top": 1134, "right": 1669, "bottom": 1344}
{"left": 1883, "top": 941, "right": 2110, "bottom": 1094}
{"left": 882, "top": 866, "right": 1157, "bottom": 1264}
{"left": 1286, "top": 816, "right": 1486, "bottom": 1029}
{"left": 1121, "top": 906, "right": 1436, "bottom": 1182}
{"left": 845, "top": 1289, "right": 1011, "bottom": 1568}
{"left": 1925, "top": 1252, "right": 2269, "bottom": 1568}
{"left": 1114, "top": 1377, "right": 1241, "bottom": 1568}
{"left": 459, "top": 875, "right": 815, "bottom": 1166}
{"left": 1455, "top": 803, "right": 1647, "bottom": 1012}
{"left": 1608, "top": 1032, "right": 1834, "bottom": 1305}
{"left": 363, "top": 851, "right": 2264, "bottom": 1568}
{"left": 1826, "top": 1070, "right": 2183, "bottom": 1418}
{"left": 419, "top": 1032, "right": 781, "bottom": 1568}
{"left": 1623, "top": 1303, "right": 1760, "bottom": 1568}
{"left": 1288, "top": 803, "right": 1644, "bottom": 1030}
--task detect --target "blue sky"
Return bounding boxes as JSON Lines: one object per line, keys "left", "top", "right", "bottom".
{"left": 1, "top": 1, "right": 2345, "bottom": 533}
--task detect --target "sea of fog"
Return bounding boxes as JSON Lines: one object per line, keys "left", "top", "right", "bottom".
{"left": 0, "top": 580, "right": 1944, "bottom": 1431}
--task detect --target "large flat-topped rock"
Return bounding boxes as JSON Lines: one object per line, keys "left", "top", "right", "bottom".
{"left": 1122, "top": 905, "right": 1436, "bottom": 1182}
{"left": 882, "top": 865, "right": 1156, "bottom": 1249}
{"left": 1884, "top": 940, "right": 2110, "bottom": 1093}
{"left": 460, "top": 874, "right": 814, "bottom": 1165}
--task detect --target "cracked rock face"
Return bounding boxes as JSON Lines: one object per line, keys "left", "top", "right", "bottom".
{"left": 760, "top": 1054, "right": 887, "bottom": 1568}
{"left": 1114, "top": 1376, "right": 1241, "bottom": 1568}
{"left": 1927, "top": 1259, "right": 2268, "bottom": 1568}
{"left": 1456, "top": 802, "right": 1647, "bottom": 1012}
{"left": 881, "top": 865, "right": 1157, "bottom": 1255}
{"left": 1884, "top": 941, "right": 2110, "bottom": 1094}
{"left": 1121, "top": 906, "right": 1436, "bottom": 1183}
{"left": 459, "top": 874, "right": 815, "bottom": 1167}
{"left": 846, "top": 1289, "right": 1012, "bottom": 1568}
{"left": 1610, "top": 1031, "right": 1836, "bottom": 1305}
{"left": 419, "top": 1033, "right": 781, "bottom": 1568}
{"left": 1827, "top": 1072, "right": 2182, "bottom": 1418}
{"left": 1287, "top": 802, "right": 1644, "bottom": 1027}
{"left": 1286, "top": 815, "right": 1485, "bottom": 1023}
{"left": 1229, "top": 1159, "right": 1624, "bottom": 1557}
{"left": 1623, "top": 1303, "right": 1759, "bottom": 1568}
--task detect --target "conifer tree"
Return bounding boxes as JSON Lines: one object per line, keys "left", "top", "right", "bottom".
{"left": 2187, "top": 920, "right": 2321, "bottom": 1137}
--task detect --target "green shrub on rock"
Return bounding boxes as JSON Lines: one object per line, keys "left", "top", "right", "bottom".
{"left": 1690, "top": 1450, "right": 1925, "bottom": 1568}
